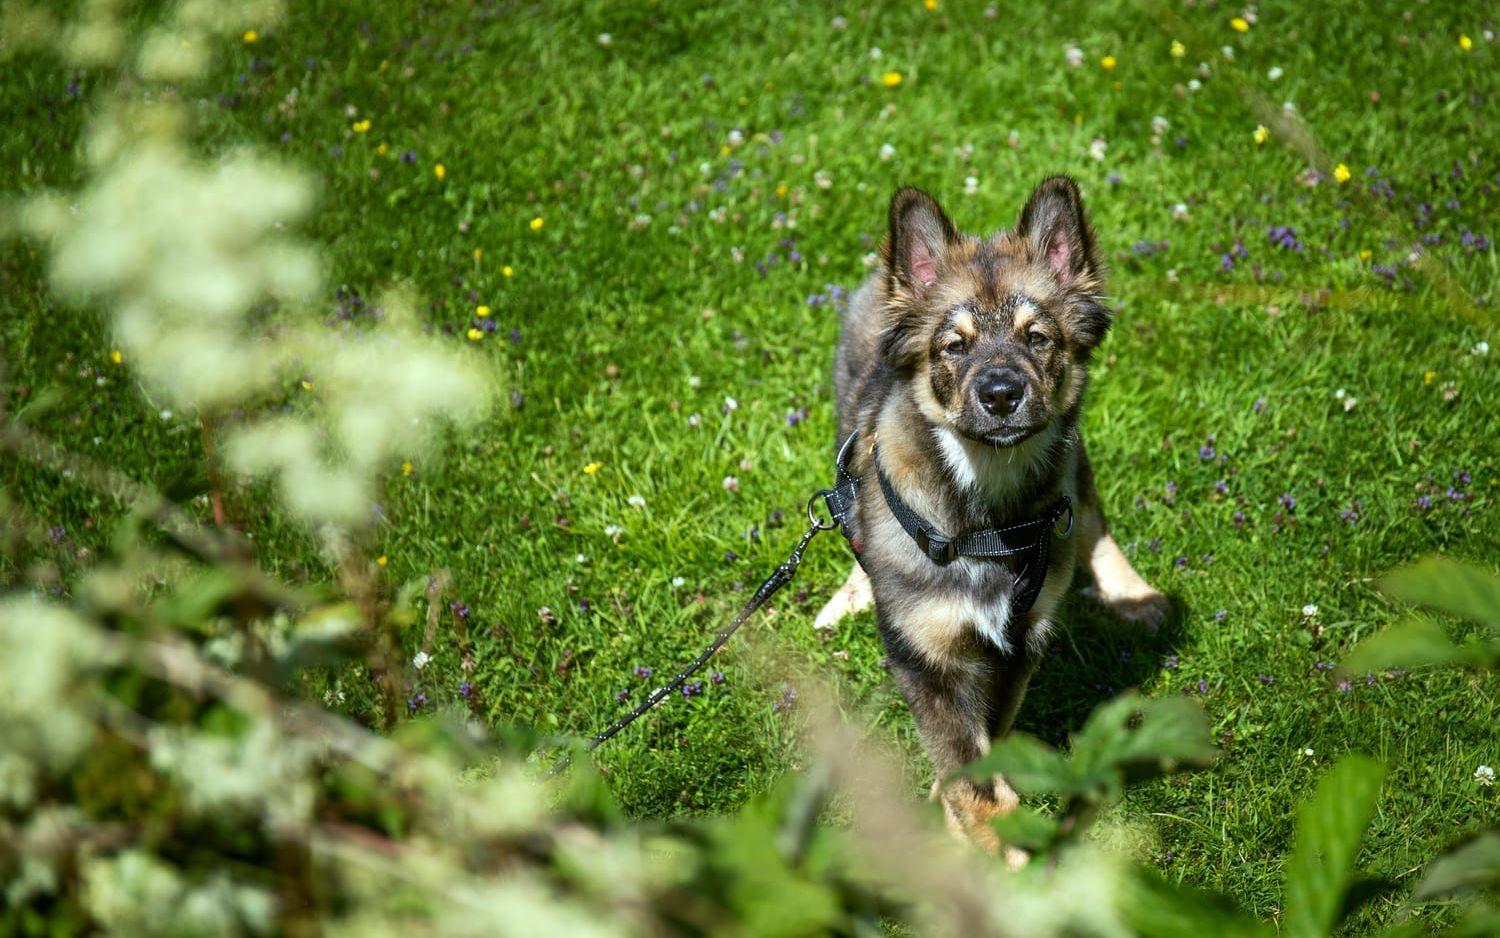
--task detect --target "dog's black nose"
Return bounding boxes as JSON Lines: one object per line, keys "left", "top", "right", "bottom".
{"left": 976, "top": 368, "right": 1025, "bottom": 417}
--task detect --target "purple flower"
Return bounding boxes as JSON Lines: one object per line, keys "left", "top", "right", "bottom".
{"left": 1256, "top": 674, "right": 1275, "bottom": 684}
{"left": 1415, "top": 495, "right": 1434, "bottom": 511}
{"left": 1232, "top": 511, "right": 1246, "bottom": 525}
{"left": 681, "top": 681, "right": 704, "bottom": 698}
{"left": 1316, "top": 660, "right": 1334, "bottom": 671}
{"left": 711, "top": 670, "right": 725, "bottom": 684}
{"left": 1253, "top": 398, "right": 1267, "bottom": 413}
{"left": 458, "top": 681, "right": 474, "bottom": 698}
{"left": 1214, "top": 479, "right": 1229, "bottom": 495}
{"left": 773, "top": 684, "right": 798, "bottom": 712}
{"left": 633, "top": 665, "right": 654, "bottom": 679}
{"left": 1336, "top": 679, "right": 1352, "bottom": 693}
{"left": 449, "top": 600, "right": 470, "bottom": 620}
{"left": 1278, "top": 492, "right": 1296, "bottom": 511}
{"left": 1196, "top": 679, "right": 1209, "bottom": 694}
{"left": 48, "top": 525, "right": 66, "bottom": 542}
{"left": 407, "top": 693, "right": 427, "bottom": 711}
{"left": 614, "top": 688, "right": 630, "bottom": 702}
{"left": 1214, "top": 609, "right": 1228, "bottom": 621}
{"left": 1164, "top": 654, "right": 1179, "bottom": 670}
{"left": 400, "top": 149, "right": 417, "bottom": 164}
{"left": 1198, "top": 444, "right": 1216, "bottom": 460}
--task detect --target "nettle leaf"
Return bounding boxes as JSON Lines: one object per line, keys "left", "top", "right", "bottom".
{"left": 1283, "top": 755, "right": 1385, "bottom": 938}
{"left": 989, "top": 807, "right": 1059, "bottom": 853}
{"left": 1343, "top": 617, "right": 1500, "bottom": 674}
{"left": 1379, "top": 557, "right": 1500, "bottom": 632}
{"left": 1070, "top": 694, "right": 1218, "bottom": 794}
{"left": 1413, "top": 831, "right": 1500, "bottom": 900}
{"left": 960, "top": 734, "right": 1073, "bottom": 795}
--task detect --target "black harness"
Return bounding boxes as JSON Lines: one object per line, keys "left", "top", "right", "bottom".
{"left": 822, "top": 431, "right": 1073, "bottom": 620}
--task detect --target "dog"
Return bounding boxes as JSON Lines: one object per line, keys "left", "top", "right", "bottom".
{"left": 815, "top": 176, "right": 1170, "bottom": 856}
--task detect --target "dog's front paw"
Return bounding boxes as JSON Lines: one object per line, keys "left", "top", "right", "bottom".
{"left": 1087, "top": 587, "right": 1172, "bottom": 630}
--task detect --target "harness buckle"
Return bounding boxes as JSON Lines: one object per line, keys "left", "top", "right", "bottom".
{"left": 915, "top": 528, "right": 957, "bottom": 564}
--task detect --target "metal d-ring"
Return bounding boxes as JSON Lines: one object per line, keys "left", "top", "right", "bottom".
{"left": 806, "top": 489, "right": 838, "bottom": 530}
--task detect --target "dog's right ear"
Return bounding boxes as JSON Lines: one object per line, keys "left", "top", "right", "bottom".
{"left": 883, "top": 187, "right": 957, "bottom": 300}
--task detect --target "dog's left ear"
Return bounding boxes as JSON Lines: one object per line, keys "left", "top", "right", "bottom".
{"left": 1017, "top": 175, "right": 1110, "bottom": 347}
{"left": 1017, "top": 175, "right": 1099, "bottom": 287}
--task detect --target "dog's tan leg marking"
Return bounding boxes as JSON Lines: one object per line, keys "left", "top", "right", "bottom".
{"left": 813, "top": 563, "right": 872, "bottom": 630}
{"left": 1074, "top": 442, "right": 1172, "bottom": 629}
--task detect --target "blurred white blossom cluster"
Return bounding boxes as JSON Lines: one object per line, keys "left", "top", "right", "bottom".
{"left": 13, "top": 0, "right": 493, "bottom": 530}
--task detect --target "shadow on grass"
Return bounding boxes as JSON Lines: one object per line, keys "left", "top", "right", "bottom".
{"left": 1014, "top": 590, "right": 1191, "bottom": 748}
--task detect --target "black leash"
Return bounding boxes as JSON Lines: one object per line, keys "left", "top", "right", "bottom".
{"left": 548, "top": 431, "right": 1072, "bottom": 776}
{"left": 546, "top": 490, "right": 837, "bottom": 776}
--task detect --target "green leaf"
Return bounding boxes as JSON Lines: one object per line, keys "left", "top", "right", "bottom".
{"left": 1071, "top": 694, "right": 1218, "bottom": 793}
{"left": 1343, "top": 617, "right": 1466, "bottom": 673}
{"left": 1283, "top": 755, "right": 1385, "bottom": 938}
{"left": 1380, "top": 558, "right": 1500, "bottom": 632}
{"left": 1413, "top": 831, "right": 1500, "bottom": 899}
{"left": 989, "top": 807, "right": 1059, "bottom": 853}
{"left": 959, "top": 734, "right": 1073, "bottom": 795}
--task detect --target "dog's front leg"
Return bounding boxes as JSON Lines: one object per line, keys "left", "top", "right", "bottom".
{"left": 1075, "top": 443, "right": 1172, "bottom": 628}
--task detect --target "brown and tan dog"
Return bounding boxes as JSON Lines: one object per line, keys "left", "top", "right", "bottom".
{"left": 815, "top": 176, "right": 1169, "bottom": 855}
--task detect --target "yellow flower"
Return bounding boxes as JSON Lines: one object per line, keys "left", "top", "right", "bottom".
{"left": 401, "top": 461, "right": 413, "bottom": 476}
{"left": 1100, "top": 55, "right": 1117, "bottom": 70}
{"left": 583, "top": 462, "right": 603, "bottom": 475}
{"left": 434, "top": 163, "right": 446, "bottom": 181}
{"left": 719, "top": 145, "right": 731, "bottom": 155}
{"left": 467, "top": 328, "right": 483, "bottom": 341}
{"left": 1333, "top": 163, "right": 1351, "bottom": 184}
{"left": 109, "top": 349, "right": 122, "bottom": 365}
{"left": 1459, "top": 34, "right": 1472, "bottom": 51}
{"left": 476, "top": 305, "right": 491, "bottom": 318}
{"left": 378, "top": 59, "right": 390, "bottom": 72}
{"left": 923, "top": 0, "right": 938, "bottom": 9}
{"left": 1359, "top": 249, "right": 1372, "bottom": 261}
{"left": 1170, "top": 40, "right": 1186, "bottom": 58}
{"left": 1252, "top": 124, "right": 1269, "bottom": 144}
{"left": 882, "top": 71, "right": 903, "bottom": 87}
{"left": 1424, "top": 371, "right": 1437, "bottom": 385}
{"left": 376, "top": 555, "right": 388, "bottom": 567}
{"left": 352, "top": 119, "right": 371, "bottom": 134}
{"left": 375, "top": 142, "right": 388, "bottom": 155}
{"left": 243, "top": 30, "right": 258, "bottom": 44}
{"left": 473, "top": 247, "right": 483, "bottom": 260}
{"left": 502, "top": 265, "right": 514, "bottom": 278}
{"left": 300, "top": 379, "right": 314, "bottom": 391}
{"left": 530, "top": 216, "right": 545, "bottom": 231}
{"left": 775, "top": 182, "right": 788, "bottom": 197}
{"left": 1230, "top": 17, "right": 1249, "bottom": 32}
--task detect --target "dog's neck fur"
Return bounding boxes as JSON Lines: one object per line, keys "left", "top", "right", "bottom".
{"left": 872, "top": 376, "right": 1073, "bottom": 529}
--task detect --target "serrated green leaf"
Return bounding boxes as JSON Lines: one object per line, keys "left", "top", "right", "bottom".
{"left": 1414, "top": 831, "right": 1500, "bottom": 899}
{"left": 1072, "top": 693, "right": 1218, "bottom": 792}
{"left": 1343, "top": 617, "right": 1466, "bottom": 673}
{"left": 1380, "top": 558, "right": 1500, "bottom": 632}
{"left": 1283, "top": 755, "right": 1385, "bottom": 938}
{"left": 989, "top": 807, "right": 1059, "bottom": 852}
{"left": 958, "top": 734, "right": 1072, "bottom": 795}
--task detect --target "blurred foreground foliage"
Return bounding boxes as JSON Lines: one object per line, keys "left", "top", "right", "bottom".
{"left": 1, "top": 2, "right": 1495, "bottom": 935}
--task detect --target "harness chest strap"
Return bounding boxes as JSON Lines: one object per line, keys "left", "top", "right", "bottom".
{"left": 821, "top": 431, "right": 1072, "bottom": 620}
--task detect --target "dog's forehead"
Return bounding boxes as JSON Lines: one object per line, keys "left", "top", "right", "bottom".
{"left": 937, "top": 236, "right": 1056, "bottom": 323}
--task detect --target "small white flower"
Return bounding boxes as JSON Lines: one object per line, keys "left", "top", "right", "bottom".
{"left": 868, "top": 46, "right": 883, "bottom": 60}
{"left": 963, "top": 175, "right": 980, "bottom": 195}
{"left": 1471, "top": 341, "right": 1489, "bottom": 356}
{"left": 699, "top": 161, "right": 712, "bottom": 176}
{"left": 862, "top": 251, "right": 879, "bottom": 268}
{"left": 723, "top": 396, "right": 738, "bottom": 411}
{"left": 1282, "top": 100, "right": 1296, "bottom": 113}
{"left": 1475, "top": 765, "right": 1495, "bottom": 786}
{"left": 727, "top": 128, "right": 744, "bottom": 147}
{"left": 575, "top": 553, "right": 588, "bottom": 564}
{"left": 1151, "top": 115, "right": 1169, "bottom": 134}
{"left": 688, "top": 374, "right": 701, "bottom": 388}
{"left": 1343, "top": 396, "right": 1358, "bottom": 412}
{"left": 671, "top": 575, "right": 686, "bottom": 587}
{"left": 1165, "top": 268, "right": 1179, "bottom": 284}
{"left": 159, "top": 409, "right": 173, "bottom": 421}
{"left": 604, "top": 524, "right": 623, "bottom": 539}
{"left": 1064, "top": 44, "right": 1083, "bottom": 68}
{"left": 1267, "top": 65, "right": 1284, "bottom": 80}
{"left": 1170, "top": 202, "right": 1190, "bottom": 220}
{"left": 1302, "top": 604, "right": 1319, "bottom": 618}
{"left": 1088, "top": 138, "right": 1107, "bottom": 161}
{"left": 722, "top": 475, "right": 739, "bottom": 493}
{"left": 878, "top": 143, "right": 896, "bottom": 161}
{"left": 687, "top": 412, "right": 702, "bottom": 428}
{"left": 628, "top": 494, "right": 646, "bottom": 508}
{"left": 1303, "top": 747, "right": 1315, "bottom": 756}
{"left": 412, "top": 651, "right": 431, "bottom": 670}
{"left": 1187, "top": 78, "right": 1202, "bottom": 91}
{"left": 1334, "top": 388, "right": 1347, "bottom": 399}
{"left": 814, "top": 169, "right": 832, "bottom": 189}
{"left": 1007, "top": 129, "right": 1020, "bottom": 148}
{"left": 1220, "top": 45, "right": 1234, "bottom": 60}
{"left": 831, "top": 16, "right": 848, "bottom": 30}
{"left": 597, "top": 32, "right": 612, "bottom": 46}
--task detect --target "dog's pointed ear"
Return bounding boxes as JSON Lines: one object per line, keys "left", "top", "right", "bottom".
{"left": 1017, "top": 175, "right": 1099, "bottom": 289}
{"left": 884, "top": 187, "right": 958, "bottom": 297}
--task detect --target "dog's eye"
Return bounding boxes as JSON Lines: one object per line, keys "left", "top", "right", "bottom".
{"left": 940, "top": 335, "right": 967, "bottom": 355}
{"left": 1027, "top": 331, "right": 1051, "bottom": 350}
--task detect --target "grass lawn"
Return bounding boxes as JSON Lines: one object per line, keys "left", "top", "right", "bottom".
{"left": 3, "top": 0, "right": 1496, "bottom": 925}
